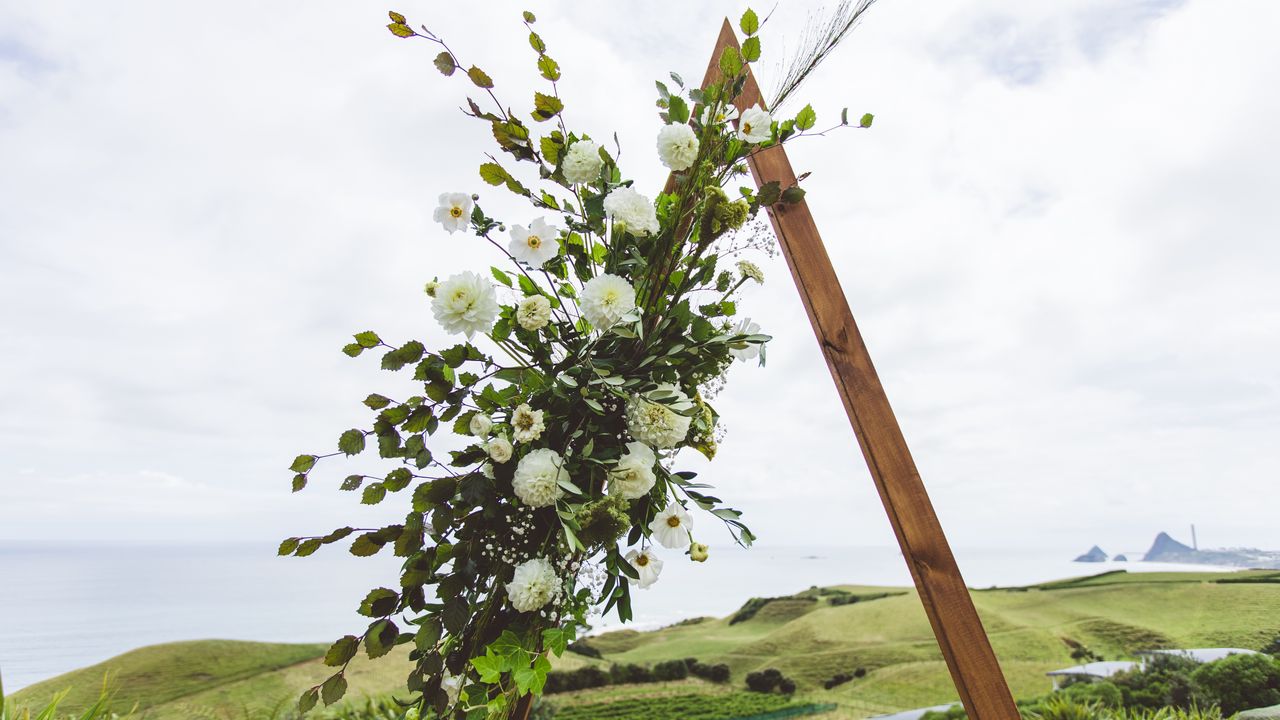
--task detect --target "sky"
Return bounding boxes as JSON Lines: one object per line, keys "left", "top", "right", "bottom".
{"left": 1, "top": 0, "right": 1277, "bottom": 558}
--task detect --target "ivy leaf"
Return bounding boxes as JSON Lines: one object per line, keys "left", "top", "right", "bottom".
{"left": 740, "top": 8, "right": 760, "bottom": 35}
{"left": 795, "top": 104, "right": 816, "bottom": 131}
{"left": 542, "top": 626, "right": 575, "bottom": 656}
{"left": 433, "top": 52, "right": 456, "bottom": 77}
{"left": 338, "top": 429, "right": 365, "bottom": 456}
{"left": 860, "top": 112, "right": 875, "bottom": 128}
{"left": 289, "top": 455, "right": 316, "bottom": 473}
{"left": 467, "top": 66, "right": 494, "bottom": 89}
{"left": 320, "top": 674, "right": 347, "bottom": 706}
{"left": 324, "top": 636, "right": 359, "bottom": 666}
{"left": 742, "top": 36, "right": 761, "bottom": 62}
{"left": 471, "top": 654, "right": 504, "bottom": 684}
{"left": 387, "top": 22, "right": 415, "bottom": 38}
{"left": 532, "top": 92, "right": 563, "bottom": 122}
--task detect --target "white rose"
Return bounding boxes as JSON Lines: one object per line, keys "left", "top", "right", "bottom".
{"left": 506, "top": 557, "right": 559, "bottom": 612}
{"left": 603, "top": 187, "right": 660, "bottom": 236}
{"left": 736, "top": 105, "right": 773, "bottom": 144}
{"left": 609, "top": 441, "right": 657, "bottom": 500}
{"left": 432, "top": 192, "right": 473, "bottom": 234}
{"left": 469, "top": 414, "right": 493, "bottom": 437}
{"left": 431, "top": 271, "right": 499, "bottom": 338}
{"left": 562, "top": 140, "right": 603, "bottom": 185}
{"left": 487, "top": 435, "right": 513, "bottom": 464}
{"left": 512, "top": 448, "right": 567, "bottom": 507}
{"left": 656, "top": 123, "right": 699, "bottom": 172}
{"left": 508, "top": 217, "right": 562, "bottom": 268}
{"left": 516, "top": 295, "right": 552, "bottom": 331}
{"left": 580, "top": 273, "right": 636, "bottom": 330}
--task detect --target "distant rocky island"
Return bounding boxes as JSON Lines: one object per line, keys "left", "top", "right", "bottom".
{"left": 1074, "top": 531, "right": 1280, "bottom": 569}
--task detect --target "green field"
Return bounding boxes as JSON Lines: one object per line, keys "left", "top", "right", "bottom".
{"left": 10, "top": 570, "right": 1278, "bottom": 720}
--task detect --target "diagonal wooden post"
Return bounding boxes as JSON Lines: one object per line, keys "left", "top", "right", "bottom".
{"left": 702, "top": 20, "right": 1019, "bottom": 719}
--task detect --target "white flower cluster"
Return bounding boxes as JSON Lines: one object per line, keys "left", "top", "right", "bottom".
{"left": 511, "top": 447, "right": 566, "bottom": 507}
{"left": 562, "top": 139, "right": 603, "bottom": 184}
{"left": 603, "top": 187, "right": 659, "bottom": 236}
{"left": 625, "top": 384, "right": 693, "bottom": 449}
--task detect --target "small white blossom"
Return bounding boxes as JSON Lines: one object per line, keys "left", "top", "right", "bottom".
{"left": 625, "top": 547, "right": 663, "bottom": 589}
{"left": 580, "top": 273, "right": 636, "bottom": 330}
{"left": 656, "top": 124, "right": 699, "bottom": 172}
{"left": 701, "top": 103, "right": 739, "bottom": 126}
{"left": 508, "top": 217, "right": 562, "bottom": 268}
{"left": 609, "top": 441, "right": 657, "bottom": 500}
{"left": 626, "top": 384, "right": 693, "bottom": 449}
{"left": 649, "top": 501, "right": 694, "bottom": 549}
{"left": 431, "top": 271, "right": 499, "bottom": 338}
{"left": 736, "top": 260, "right": 764, "bottom": 284}
{"left": 506, "top": 557, "right": 559, "bottom": 612}
{"left": 690, "top": 542, "right": 709, "bottom": 563}
{"left": 737, "top": 105, "right": 773, "bottom": 144}
{"left": 511, "top": 403, "right": 546, "bottom": 443}
{"left": 487, "top": 434, "right": 513, "bottom": 464}
{"left": 730, "top": 318, "right": 763, "bottom": 362}
{"left": 603, "top": 187, "right": 660, "bottom": 236}
{"left": 432, "top": 192, "right": 473, "bottom": 233}
{"left": 512, "top": 448, "right": 567, "bottom": 507}
{"left": 516, "top": 295, "right": 552, "bottom": 331}
{"left": 423, "top": 280, "right": 439, "bottom": 297}
{"left": 469, "top": 414, "right": 493, "bottom": 437}
{"left": 562, "top": 139, "right": 603, "bottom": 185}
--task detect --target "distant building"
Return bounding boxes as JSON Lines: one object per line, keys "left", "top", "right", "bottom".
{"left": 1138, "top": 648, "right": 1260, "bottom": 664}
{"left": 1046, "top": 661, "right": 1138, "bottom": 689}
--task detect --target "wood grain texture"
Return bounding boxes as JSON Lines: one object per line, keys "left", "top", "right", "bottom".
{"left": 700, "top": 19, "right": 1019, "bottom": 719}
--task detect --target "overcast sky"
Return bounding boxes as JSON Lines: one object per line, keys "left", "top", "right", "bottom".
{"left": 1, "top": 0, "right": 1277, "bottom": 558}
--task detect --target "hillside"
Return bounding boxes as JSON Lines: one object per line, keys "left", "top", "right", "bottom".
{"left": 10, "top": 571, "right": 1279, "bottom": 719}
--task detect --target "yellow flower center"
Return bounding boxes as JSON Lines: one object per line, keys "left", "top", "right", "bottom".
{"left": 450, "top": 206, "right": 464, "bottom": 218}
{"left": 526, "top": 235, "right": 541, "bottom": 249}
{"left": 666, "top": 516, "right": 681, "bottom": 528}
{"left": 635, "top": 555, "right": 649, "bottom": 567}
{"left": 742, "top": 122, "right": 753, "bottom": 134}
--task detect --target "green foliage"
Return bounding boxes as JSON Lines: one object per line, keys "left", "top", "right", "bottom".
{"left": 1191, "top": 653, "right": 1280, "bottom": 715}
{"left": 552, "top": 693, "right": 793, "bottom": 720}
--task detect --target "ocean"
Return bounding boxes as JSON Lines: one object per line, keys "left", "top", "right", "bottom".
{"left": 0, "top": 541, "right": 1235, "bottom": 692}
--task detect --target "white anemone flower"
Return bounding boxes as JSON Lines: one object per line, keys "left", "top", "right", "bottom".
{"left": 431, "top": 271, "right": 499, "bottom": 338}
{"left": 603, "top": 187, "right": 660, "bottom": 236}
{"left": 508, "top": 217, "right": 562, "bottom": 267}
{"left": 506, "top": 557, "right": 559, "bottom": 612}
{"left": 511, "top": 403, "right": 545, "bottom": 443}
{"left": 433, "top": 192, "right": 473, "bottom": 233}
{"left": 729, "top": 318, "right": 762, "bottom": 362}
{"left": 486, "top": 434, "right": 513, "bottom": 464}
{"left": 701, "top": 103, "right": 739, "bottom": 126}
{"left": 625, "top": 548, "right": 663, "bottom": 589}
{"left": 511, "top": 448, "right": 567, "bottom": 507}
{"left": 609, "top": 441, "right": 657, "bottom": 500}
{"left": 626, "top": 384, "right": 693, "bottom": 449}
{"left": 469, "top": 414, "right": 493, "bottom": 437}
{"left": 580, "top": 273, "right": 636, "bottom": 329}
{"left": 736, "top": 105, "right": 773, "bottom": 143}
{"left": 649, "top": 502, "right": 694, "bottom": 549}
{"left": 562, "top": 139, "right": 603, "bottom": 185}
{"left": 516, "top": 295, "right": 552, "bottom": 331}
{"left": 656, "top": 124, "right": 699, "bottom": 172}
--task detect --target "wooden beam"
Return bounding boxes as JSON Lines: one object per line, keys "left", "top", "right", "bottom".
{"left": 700, "top": 19, "right": 1019, "bottom": 719}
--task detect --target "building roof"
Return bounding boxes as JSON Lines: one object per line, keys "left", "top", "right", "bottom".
{"left": 869, "top": 704, "right": 959, "bottom": 720}
{"left": 1046, "top": 661, "right": 1138, "bottom": 678}
{"left": 1138, "top": 648, "right": 1260, "bottom": 663}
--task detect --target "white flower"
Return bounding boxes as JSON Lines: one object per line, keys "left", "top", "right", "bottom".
{"left": 487, "top": 434, "right": 513, "bottom": 464}
{"left": 626, "top": 384, "right": 693, "bottom": 449}
{"left": 431, "top": 271, "right": 499, "bottom": 338}
{"left": 506, "top": 557, "right": 559, "bottom": 612}
{"left": 469, "top": 414, "right": 493, "bottom": 437}
{"left": 625, "top": 548, "right": 663, "bottom": 589}
{"left": 423, "top": 280, "right": 439, "bottom": 297}
{"left": 609, "top": 441, "right": 657, "bottom": 500}
{"left": 512, "top": 448, "right": 567, "bottom": 507}
{"left": 508, "top": 217, "right": 562, "bottom": 268}
{"left": 736, "top": 260, "right": 764, "bottom": 284}
{"left": 511, "top": 403, "right": 546, "bottom": 443}
{"left": 481, "top": 463, "right": 495, "bottom": 479}
{"left": 649, "top": 501, "right": 694, "bottom": 549}
{"left": 580, "top": 273, "right": 636, "bottom": 329}
{"left": 737, "top": 105, "right": 773, "bottom": 144}
{"left": 701, "top": 103, "right": 739, "bottom": 126}
{"left": 730, "top": 318, "right": 762, "bottom": 362}
{"left": 656, "top": 124, "right": 699, "bottom": 172}
{"left": 516, "top": 295, "right": 552, "bottom": 331}
{"left": 433, "top": 192, "right": 473, "bottom": 233}
{"left": 690, "top": 542, "right": 709, "bottom": 563}
{"left": 603, "top": 187, "right": 660, "bottom": 236}
{"left": 562, "top": 139, "right": 603, "bottom": 185}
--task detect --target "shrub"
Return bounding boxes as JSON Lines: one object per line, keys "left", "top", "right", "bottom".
{"left": 1112, "top": 654, "right": 1200, "bottom": 710}
{"left": 689, "top": 661, "right": 731, "bottom": 684}
{"left": 565, "top": 641, "right": 601, "bottom": 659}
{"left": 654, "top": 659, "right": 690, "bottom": 682}
{"left": 1059, "top": 680, "right": 1123, "bottom": 708}
{"left": 778, "top": 679, "right": 796, "bottom": 695}
{"left": 1191, "top": 652, "right": 1280, "bottom": 715}
{"left": 746, "top": 668, "right": 794, "bottom": 694}
{"left": 609, "top": 663, "right": 655, "bottom": 685}
{"left": 543, "top": 665, "right": 609, "bottom": 694}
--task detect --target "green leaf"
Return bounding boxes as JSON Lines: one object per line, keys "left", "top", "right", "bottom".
{"left": 350, "top": 533, "right": 384, "bottom": 557}
{"left": 359, "top": 588, "right": 399, "bottom": 617}
{"left": 354, "top": 331, "right": 381, "bottom": 348}
{"left": 291, "top": 474, "right": 307, "bottom": 492}
{"left": 757, "top": 180, "right": 782, "bottom": 206}
{"left": 388, "top": 11, "right": 406, "bottom": 24}
{"left": 414, "top": 618, "right": 443, "bottom": 651}
{"left": 537, "top": 55, "right": 560, "bottom": 82}
{"left": 298, "top": 688, "right": 319, "bottom": 714}
{"left": 539, "top": 135, "right": 562, "bottom": 164}
{"left": 338, "top": 429, "right": 366, "bottom": 456}
{"left": 479, "top": 162, "right": 507, "bottom": 186}
{"left": 324, "top": 636, "right": 359, "bottom": 666}
{"left": 433, "top": 52, "right": 456, "bottom": 76}
{"left": 718, "top": 46, "right": 742, "bottom": 78}
{"left": 467, "top": 66, "right": 494, "bottom": 89}
{"left": 742, "top": 36, "right": 762, "bottom": 62}
{"left": 841, "top": 107, "right": 850, "bottom": 125}
{"left": 528, "top": 31, "right": 545, "bottom": 54}
{"left": 860, "top": 112, "right": 874, "bottom": 128}
{"left": 471, "top": 654, "right": 504, "bottom": 684}
{"left": 341, "top": 343, "right": 362, "bottom": 357}
{"left": 532, "top": 92, "right": 563, "bottom": 121}
{"left": 320, "top": 674, "right": 347, "bottom": 706}
{"left": 781, "top": 186, "right": 806, "bottom": 204}
{"left": 363, "top": 393, "right": 391, "bottom": 410}
{"left": 289, "top": 454, "right": 316, "bottom": 473}
{"left": 523, "top": 10, "right": 536, "bottom": 22}
{"left": 387, "top": 23, "right": 415, "bottom": 38}
{"left": 740, "top": 8, "right": 760, "bottom": 35}
{"left": 667, "top": 95, "right": 689, "bottom": 124}
{"left": 295, "top": 538, "right": 322, "bottom": 557}
{"left": 365, "top": 619, "right": 397, "bottom": 659}
{"left": 278, "top": 537, "right": 301, "bottom": 556}
{"left": 361, "top": 483, "right": 387, "bottom": 505}
{"left": 795, "top": 104, "right": 816, "bottom": 131}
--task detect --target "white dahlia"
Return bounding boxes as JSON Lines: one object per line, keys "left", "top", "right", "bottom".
{"left": 625, "top": 547, "right": 663, "bottom": 589}
{"left": 626, "top": 384, "right": 693, "bottom": 449}
{"left": 511, "top": 448, "right": 567, "bottom": 507}
{"left": 508, "top": 217, "right": 562, "bottom": 268}
{"left": 580, "top": 273, "right": 636, "bottom": 329}
{"left": 562, "top": 139, "right": 603, "bottom": 185}
{"left": 737, "top": 105, "right": 773, "bottom": 144}
{"left": 506, "top": 556, "right": 559, "bottom": 612}
{"left": 609, "top": 441, "right": 657, "bottom": 500}
{"left": 431, "top": 271, "right": 499, "bottom": 338}
{"left": 516, "top": 295, "right": 552, "bottom": 331}
{"left": 656, "top": 124, "right": 699, "bottom": 172}
{"left": 603, "top": 187, "right": 660, "bottom": 236}
{"left": 649, "top": 502, "right": 694, "bottom": 549}
{"left": 432, "top": 192, "right": 473, "bottom": 234}
{"left": 511, "top": 403, "right": 545, "bottom": 443}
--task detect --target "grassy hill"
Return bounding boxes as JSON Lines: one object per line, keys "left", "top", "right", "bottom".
{"left": 9, "top": 570, "right": 1278, "bottom": 719}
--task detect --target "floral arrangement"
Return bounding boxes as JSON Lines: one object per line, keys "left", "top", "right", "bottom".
{"left": 281, "top": 6, "right": 872, "bottom": 719}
